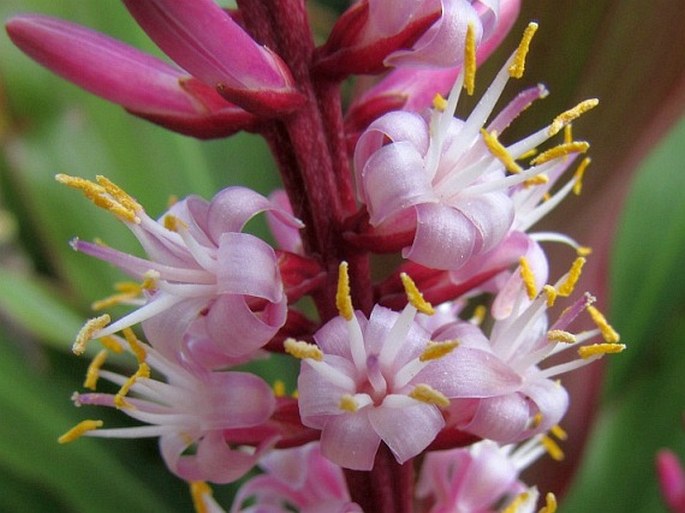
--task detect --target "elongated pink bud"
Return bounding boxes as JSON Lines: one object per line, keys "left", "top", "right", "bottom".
{"left": 122, "top": 0, "right": 305, "bottom": 116}
{"left": 6, "top": 14, "right": 257, "bottom": 138}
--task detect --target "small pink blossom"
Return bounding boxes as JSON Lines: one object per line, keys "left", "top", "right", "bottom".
{"left": 657, "top": 450, "right": 685, "bottom": 513}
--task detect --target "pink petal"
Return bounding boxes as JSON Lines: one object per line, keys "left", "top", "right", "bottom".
{"left": 320, "top": 411, "right": 381, "bottom": 471}
{"left": 368, "top": 400, "right": 444, "bottom": 463}
{"left": 463, "top": 393, "right": 530, "bottom": 443}
{"left": 216, "top": 232, "right": 283, "bottom": 302}
{"left": 520, "top": 377, "right": 569, "bottom": 435}
{"left": 404, "top": 203, "right": 478, "bottom": 269}
{"left": 456, "top": 191, "right": 514, "bottom": 254}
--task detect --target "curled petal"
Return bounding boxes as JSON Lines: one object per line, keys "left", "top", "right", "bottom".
{"left": 521, "top": 377, "right": 569, "bottom": 435}
{"left": 206, "top": 294, "right": 287, "bottom": 357}
{"left": 457, "top": 191, "right": 514, "bottom": 254}
{"left": 320, "top": 412, "right": 381, "bottom": 471}
{"left": 462, "top": 393, "right": 530, "bottom": 443}
{"left": 404, "top": 203, "right": 478, "bottom": 270}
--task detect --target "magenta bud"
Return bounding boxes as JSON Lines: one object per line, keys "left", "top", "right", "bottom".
{"left": 122, "top": 0, "right": 305, "bottom": 116}
{"left": 6, "top": 14, "right": 257, "bottom": 138}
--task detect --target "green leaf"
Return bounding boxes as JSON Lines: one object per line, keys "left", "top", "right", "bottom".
{"left": 561, "top": 116, "right": 685, "bottom": 512}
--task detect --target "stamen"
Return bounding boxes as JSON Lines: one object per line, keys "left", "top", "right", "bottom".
{"left": 73, "top": 314, "right": 111, "bottom": 355}
{"left": 577, "top": 245, "right": 592, "bottom": 257}
{"left": 432, "top": 93, "right": 448, "bottom": 112}
{"left": 189, "top": 481, "right": 212, "bottom": 513}
{"left": 578, "top": 343, "right": 625, "bottom": 359}
{"left": 573, "top": 157, "right": 591, "bottom": 195}
{"left": 91, "top": 281, "right": 143, "bottom": 311}
{"left": 114, "top": 362, "right": 151, "bottom": 409}
{"left": 541, "top": 434, "right": 565, "bottom": 461}
{"left": 564, "top": 124, "right": 573, "bottom": 145}
{"left": 539, "top": 492, "right": 558, "bottom": 513}
{"left": 543, "top": 285, "right": 558, "bottom": 307}
{"left": 502, "top": 492, "right": 530, "bottom": 513}
{"left": 519, "top": 257, "right": 537, "bottom": 299}
{"left": 100, "top": 335, "right": 124, "bottom": 353}
{"left": 84, "top": 349, "right": 108, "bottom": 390}
{"left": 557, "top": 257, "right": 586, "bottom": 297}
{"left": 586, "top": 305, "right": 621, "bottom": 343}
{"left": 55, "top": 174, "right": 140, "bottom": 223}
{"left": 481, "top": 129, "right": 524, "bottom": 173}
{"left": 400, "top": 272, "right": 434, "bottom": 315}
{"left": 284, "top": 338, "right": 324, "bottom": 361}
{"left": 549, "top": 99, "right": 599, "bottom": 136}
{"left": 531, "top": 412, "right": 543, "bottom": 428}
{"left": 122, "top": 327, "right": 147, "bottom": 363}
{"left": 464, "top": 23, "right": 477, "bottom": 95}
{"left": 530, "top": 141, "right": 590, "bottom": 166}
{"left": 547, "top": 330, "right": 576, "bottom": 344}
{"left": 58, "top": 419, "right": 103, "bottom": 444}
{"left": 336, "top": 262, "right": 354, "bottom": 320}
{"left": 339, "top": 394, "right": 358, "bottom": 412}
{"left": 408, "top": 384, "right": 450, "bottom": 408}
{"left": 551, "top": 424, "right": 568, "bottom": 441}
{"left": 419, "top": 339, "right": 459, "bottom": 362}
{"left": 524, "top": 173, "right": 549, "bottom": 187}
{"left": 508, "top": 22, "right": 538, "bottom": 78}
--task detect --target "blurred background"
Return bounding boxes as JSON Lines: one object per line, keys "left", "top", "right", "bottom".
{"left": 0, "top": 1, "right": 683, "bottom": 511}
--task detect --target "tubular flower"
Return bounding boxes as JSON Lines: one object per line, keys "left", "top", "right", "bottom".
{"left": 435, "top": 258, "right": 624, "bottom": 443}
{"left": 353, "top": 23, "right": 596, "bottom": 270}
{"left": 291, "top": 264, "right": 521, "bottom": 470}
{"left": 5, "top": 14, "right": 257, "bottom": 139}
{"left": 60, "top": 175, "right": 302, "bottom": 359}
{"left": 61, "top": 332, "right": 278, "bottom": 484}
{"left": 231, "top": 442, "right": 363, "bottom": 513}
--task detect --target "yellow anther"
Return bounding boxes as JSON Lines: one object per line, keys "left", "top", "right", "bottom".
{"left": 409, "top": 384, "right": 450, "bottom": 408}
{"left": 481, "top": 129, "right": 523, "bottom": 173}
{"left": 433, "top": 93, "right": 448, "bottom": 112}
{"left": 543, "top": 285, "right": 558, "bottom": 307}
{"left": 464, "top": 23, "right": 477, "bottom": 95}
{"left": 508, "top": 22, "right": 538, "bottom": 78}
{"left": 400, "top": 273, "right": 434, "bottom": 315}
{"left": 420, "top": 339, "right": 460, "bottom": 362}
{"left": 100, "top": 335, "right": 124, "bottom": 353}
{"left": 557, "top": 257, "right": 585, "bottom": 297}
{"left": 190, "top": 481, "right": 212, "bottom": 513}
{"left": 549, "top": 99, "right": 600, "bottom": 136}
{"left": 273, "top": 380, "right": 286, "bottom": 398}
{"left": 73, "top": 314, "right": 111, "bottom": 355}
{"left": 114, "top": 362, "right": 151, "bottom": 409}
{"left": 539, "top": 492, "right": 558, "bottom": 513}
{"left": 84, "top": 349, "right": 108, "bottom": 390}
{"left": 547, "top": 330, "right": 576, "bottom": 344}
{"left": 502, "top": 492, "right": 530, "bottom": 513}
{"left": 58, "top": 419, "right": 103, "bottom": 444}
{"left": 55, "top": 174, "right": 140, "bottom": 223}
{"left": 336, "top": 262, "right": 354, "bottom": 320}
{"left": 519, "top": 257, "right": 537, "bottom": 299}
{"left": 284, "top": 338, "right": 324, "bottom": 361}
{"left": 96, "top": 175, "right": 140, "bottom": 213}
{"left": 91, "top": 281, "right": 144, "bottom": 311}
{"left": 122, "top": 327, "right": 147, "bottom": 363}
{"left": 586, "top": 305, "right": 621, "bottom": 343}
{"left": 541, "top": 434, "right": 565, "bottom": 461}
{"left": 578, "top": 343, "right": 625, "bottom": 359}
{"left": 470, "top": 304, "right": 487, "bottom": 325}
{"left": 291, "top": 389, "right": 299, "bottom": 399}
{"left": 524, "top": 173, "right": 549, "bottom": 187}
{"left": 531, "top": 412, "right": 544, "bottom": 428}
{"left": 563, "top": 124, "right": 573, "bottom": 145}
{"left": 542, "top": 192, "right": 552, "bottom": 202}
{"left": 167, "top": 194, "right": 179, "bottom": 208}
{"left": 518, "top": 148, "right": 539, "bottom": 160}
{"left": 573, "top": 157, "right": 591, "bottom": 195}
{"left": 530, "top": 141, "right": 590, "bottom": 166}
{"left": 339, "top": 394, "right": 358, "bottom": 412}
{"left": 576, "top": 246, "right": 592, "bottom": 257}
{"left": 551, "top": 424, "right": 568, "bottom": 441}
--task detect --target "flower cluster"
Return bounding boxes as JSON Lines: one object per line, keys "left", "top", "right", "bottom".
{"left": 8, "top": 1, "right": 626, "bottom": 512}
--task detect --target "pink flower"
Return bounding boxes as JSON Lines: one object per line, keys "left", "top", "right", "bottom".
{"left": 231, "top": 442, "right": 363, "bottom": 513}
{"left": 60, "top": 175, "right": 301, "bottom": 359}
{"left": 67, "top": 333, "right": 277, "bottom": 484}
{"left": 657, "top": 450, "right": 685, "bottom": 513}
{"left": 290, "top": 266, "right": 520, "bottom": 470}
{"left": 434, "top": 259, "right": 624, "bottom": 443}
{"left": 352, "top": 23, "right": 595, "bottom": 270}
